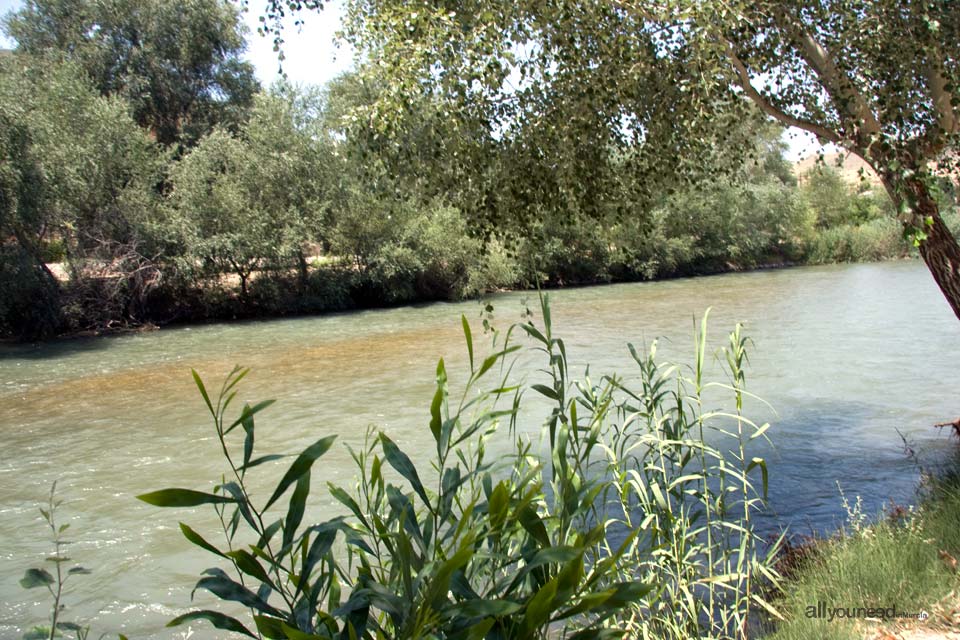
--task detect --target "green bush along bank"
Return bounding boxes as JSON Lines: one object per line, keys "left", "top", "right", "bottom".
{"left": 2, "top": 0, "right": 951, "bottom": 340}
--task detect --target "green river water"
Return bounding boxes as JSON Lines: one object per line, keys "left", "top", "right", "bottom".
{"left": 1, "top": 260, "right": 958, "bottom": 638}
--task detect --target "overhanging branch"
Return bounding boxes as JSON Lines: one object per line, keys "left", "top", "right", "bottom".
{"left": 725, "top": 42, "right": 841, "bottom": 146}
{"left": 770, "top": 7, "right": 881, "bottom": 145}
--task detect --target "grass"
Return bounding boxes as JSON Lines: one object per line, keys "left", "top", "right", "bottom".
{"left": 763, "top": 459, "right": 960, "bottom": 640}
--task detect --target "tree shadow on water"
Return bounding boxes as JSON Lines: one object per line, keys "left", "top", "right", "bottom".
{"left": 749, "top": 399, "right": 955, "bottom": 538}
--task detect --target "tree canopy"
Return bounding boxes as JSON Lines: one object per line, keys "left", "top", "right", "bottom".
{"left": 259, "top": 0, "right": 960, "bottom": 317}
{"left": 4, "top": 0, "right": 260, "bottom": 146}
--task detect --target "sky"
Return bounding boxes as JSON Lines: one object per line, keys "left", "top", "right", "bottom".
{"left": 0, "top": 0, "right": 354, "bottom": 88}
{"left": 240, "top": 0, "right": 355, "bottom": 90}
{"left": 0, "top": 0, "right": 824, "bottom": 161}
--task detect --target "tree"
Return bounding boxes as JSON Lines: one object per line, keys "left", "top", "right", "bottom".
{"left": 4, "top": 0, "right": 259, "bottom": 146}
{"left": 259, "top": 0, "right": 960, "bottom": 318}
{"left": 168, "top": 84, "right": 330, "bottom": 299}
{"left": 0, "top": 53, "right": 165, "bottom": 336}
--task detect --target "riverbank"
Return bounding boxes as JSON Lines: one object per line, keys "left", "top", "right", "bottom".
{"left": 26, "top": 251, "right": 919, "bottom": 344}
{"left": 763, "top": 444, "right": 960, "bottom": 640}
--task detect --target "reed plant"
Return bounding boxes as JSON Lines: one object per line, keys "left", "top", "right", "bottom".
{"left": 140, "top": 296, "right": 780, "bottom": 639}
{"left": 19, "top": 483, "right": 111, "bottom": 640}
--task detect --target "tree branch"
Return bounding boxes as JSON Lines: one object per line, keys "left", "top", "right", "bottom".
{"left": 771, "top": 9, "right": 881, "bottom": 145}
{"left": 921, "top": 53, "right": 958, "bottom": 158}
{"left": 724, "top": 42, "right": 841, "bottom": 145}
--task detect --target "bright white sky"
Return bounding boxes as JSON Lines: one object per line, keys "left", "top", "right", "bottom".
{"left": 240, "top": 0, "right": 355, "bottom": 90}
{"left": 0, "top": 0, "right": 822, "bottom": 160}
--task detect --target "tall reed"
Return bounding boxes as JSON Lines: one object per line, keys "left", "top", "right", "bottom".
{"left": 140, "top": 295, "right": 780, "bottom": 639}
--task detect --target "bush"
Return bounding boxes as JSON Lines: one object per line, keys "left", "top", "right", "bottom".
{"left": 0, "top": 245, "right": 61, "bottom": 340}
{"left": 806, "top": 218, "right": 907, "bottom": 264}
{"left": 38, "top": 238, "right": 66, "bottom": 263}
{"left": 140, "top": 299, "right": 781, "bottom": 640}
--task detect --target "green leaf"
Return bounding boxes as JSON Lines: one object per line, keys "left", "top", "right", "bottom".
{"left": 522, "top": 576, "right": 559, "bottom": 633}
{"left": 253, "top": 615, "right": 287, "bottom": 640}
{"left": 19, "top": 568, "right": 54, "bottom": 589}
{"left": 429, "top": 359, "right": 447, "bottom": 447}
{"left": 226, "top": 399, "right": 276, "bottom": 435}
{"left": 179, "top": 522, "right": 227, "bottom": 558}
{"left": 462, "top": 314, "right": 474, "bottom": 371}
{"left": 226, "top": 549, "right": 274, "bottom": 586}
{"left": 476, "top": 345, "right": 521, "bottom": 378}
{"left": 328, "top": 483, "right": 367, "bottom": 527}
{"left": 242, "top": 409, "right": 256, "bottom": 468}
{"left": 531, "top": 384, "right": 559, "bottom": 401}
{"left": 264, "top": 435, "right": 336, "bottom": 510}
{"left": 300, "top": 520, "right": 341, "bottom": 593}
{"left": 520, "top": 322, "right": 549, "bottom": 346}
{"left": 194, "top": 570, "right": 283, "bottom": 617}
{"left": 137, "top": 488, "right": 234, "bottom": 507}
{"left": 239, "top": 454, "right": 285, "bottom": 472}
{"left": 283, "top": 471, "right": 311, "bottom": 549}
{"left": 258, "top": 519, "right": 283, "bottom": 548}
{"left": 747, "top": 457, "right": 769, "bottom": 499}
{"left": 457, "top": 598, "right": 523, "bottom": 617}
{"left": 167, "top": 610, "right": 256, "bottom": 638}
{"left": 518, "top": 505, "right": 550, "bottom": 547}
{"left": 67, "top": 566, "right": 91, "bottom": 575}
{"left": 281, "top": 622, "right": 330, "bottom": 639}
{"left": 487, "top": 482, "right": 509, "bottom": 532}
{"left": 191, "top": 369, "right": 214, "bottom": 417}
{"left": 380, "top": 433, "right": 431, "bottom": 507}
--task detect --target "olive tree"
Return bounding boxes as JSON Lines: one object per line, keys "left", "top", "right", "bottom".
{"left": 4, "top": 0, "right": 259, "bottom": 146}
{"left": 256, "top": 0, "right": 960, "bottom": 319}
{"left": 0, "top": 53, "right": 165, "bottom": 336}
{"left": 168, "top": 85, "right": 330, "bottom": 298}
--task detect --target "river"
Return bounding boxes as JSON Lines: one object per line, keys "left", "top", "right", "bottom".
{"left": 1, "top": 260, "right": 958, "bottom": 638}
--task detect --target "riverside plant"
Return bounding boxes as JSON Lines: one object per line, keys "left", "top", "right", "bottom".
{"left": 19, "top": 483, "right": 117, "bottom": 640}
{"left": 139, "top": 296, "right": 781, "bottom": 639}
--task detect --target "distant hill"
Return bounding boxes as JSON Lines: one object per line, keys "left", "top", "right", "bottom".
{"left": 793, "top": 151, "right": 881, "bottom": 187}
{"left": 793, "top": 150, "right": 958, "bottom": 190}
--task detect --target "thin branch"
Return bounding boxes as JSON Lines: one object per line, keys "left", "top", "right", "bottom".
{"left": 725, "top": 42, "right": 841, "bottom": 145}
{"left": 771, "top": 9, "right": 881, "bottom": 144}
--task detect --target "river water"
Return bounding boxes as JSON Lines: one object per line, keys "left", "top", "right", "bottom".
{"left": 1, "top": 260, "right": 958, "bottom": 638}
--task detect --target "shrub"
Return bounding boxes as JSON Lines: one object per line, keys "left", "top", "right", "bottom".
{"left": 141, "top": 298, "right": 780, "bottom": 639}
{"left": 806, "top": 218, "right": 906, "bottom": 264}
{"left": 0, "top": 245, "right": 61, "bottom": 340}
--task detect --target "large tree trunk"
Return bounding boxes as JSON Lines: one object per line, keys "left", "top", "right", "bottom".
{"left": 902, "top": 178, "right": 960, "bottom": 321}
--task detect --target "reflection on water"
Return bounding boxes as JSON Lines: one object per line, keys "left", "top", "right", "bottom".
{"left": 1, "top": 260, "right": 957, "bottom": 638}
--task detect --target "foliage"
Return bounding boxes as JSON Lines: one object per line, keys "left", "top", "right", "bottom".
{"left": 3, "top": 0, "right": 259, "bottom": 146}
{"left": 141, "top": 300, "right": 780, "bottom": 639}
{"left": 801, "top": 166, "right": 894, "bottom": 230}
{"left": 806, "top": 218, "right": 906, "bottom": 265}
{"left": 259, "top": 0, "right": 960, "bottom": 319}
{"left": 0, "top": 0, "right": 949, "bottom": 340}
{"left": 167, "top": 84, "right": 329, "bottom": 299}
{"left": 0, "top": 245, "right": 62, "bottom": 340}
{"left": 0, "top": 53, "right": 166, "bottom": 337}
{"left": 19, "top": 483, "right": 110, "bottom": 640}
{"left": 766, "top": 473, "right": 960, "bottom": 640}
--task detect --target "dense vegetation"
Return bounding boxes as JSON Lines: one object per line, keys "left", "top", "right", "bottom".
{"left": 23, "top": 301, "right": 783, "bottom": 640}
{"left": 767, "top": 457, "right": 960, "bottom": 640}
{"left": 1, "top": 0, "right": 953, "bottom": 342}
{"left": 280, "top": 0, "right": 960, "bottom": 320}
